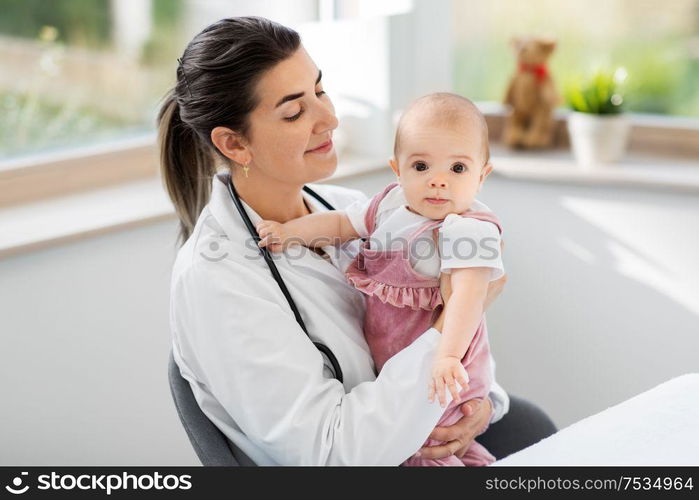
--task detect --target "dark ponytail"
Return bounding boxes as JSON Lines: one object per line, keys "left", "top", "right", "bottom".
{"left": 157, "top": 17, "right": 301, "bottom": 243}
{"left": 157, "top": 92, "right": 215, "bottom": 243}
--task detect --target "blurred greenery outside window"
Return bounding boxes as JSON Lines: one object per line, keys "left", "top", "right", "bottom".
{"left": 453, "top": 0, "right": 699, "bottom": 119}
{"left": 2, "top": 0, "right": 698, "bottom": 162}
{"left": 0, "top": 0, "right": 185, "bottom": 160}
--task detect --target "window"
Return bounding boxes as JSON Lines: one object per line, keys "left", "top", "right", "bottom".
{"left": 452, "top": 0, "right": 699, "bottom": 118}
{"left": 3, "top": 1, "right": 695, "bottom": 165}
{"left": 0, "top": 0, "right": 190, "bottom": 160}
{"left": 0, "top": 0, "right": 320, "bottom": 161}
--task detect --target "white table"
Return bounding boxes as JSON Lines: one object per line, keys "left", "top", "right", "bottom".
{"left": 492, "top": 373, "right": 699, "bottom": 466}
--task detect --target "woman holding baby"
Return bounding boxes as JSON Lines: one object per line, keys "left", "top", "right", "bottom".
{"left": 161, "top": 16, "right": 555, "bottom": 466}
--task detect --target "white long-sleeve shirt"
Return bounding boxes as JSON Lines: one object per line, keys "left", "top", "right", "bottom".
{"left": 169, "top": 174, "right": 510, "bottom": 465}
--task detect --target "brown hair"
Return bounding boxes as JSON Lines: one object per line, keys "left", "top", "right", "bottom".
{"left": 157, "top": 17, "right": 301, "bottom": 243}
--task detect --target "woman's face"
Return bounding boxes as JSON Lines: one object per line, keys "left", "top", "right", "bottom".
{"left": 244, "top": 45, "right": 339, "bottom": 185}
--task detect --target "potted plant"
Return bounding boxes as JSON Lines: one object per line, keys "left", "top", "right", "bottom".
{"left": 564, "top": 67, "right": 630, "bottom": 168}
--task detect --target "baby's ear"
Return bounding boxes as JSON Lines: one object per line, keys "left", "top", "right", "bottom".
{"left": 388, "top": 157, "right": 400, "bottom": 177}
{"left": 479, "top": 162, "right": 494, "bottom": 188}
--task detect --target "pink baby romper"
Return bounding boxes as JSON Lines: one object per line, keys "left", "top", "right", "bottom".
{"left": 345, "top": 182, "right": 502, "bottom": 467}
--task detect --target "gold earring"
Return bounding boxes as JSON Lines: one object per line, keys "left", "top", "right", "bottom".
{"left": 242, "top": 163, "right": 250, "bottom": 178}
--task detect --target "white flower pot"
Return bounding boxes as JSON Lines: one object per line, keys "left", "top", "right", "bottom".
{"left": 567, "top": 112, "right": 631, "bottom": 168}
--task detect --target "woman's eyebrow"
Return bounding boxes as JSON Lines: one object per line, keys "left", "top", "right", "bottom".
{"left": 274, "top": 70, "right": 322, "bottom": 108}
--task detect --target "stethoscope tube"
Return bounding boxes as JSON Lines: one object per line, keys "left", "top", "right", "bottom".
{"left": 225, "top": 175, "right": 344, "bottom": 384}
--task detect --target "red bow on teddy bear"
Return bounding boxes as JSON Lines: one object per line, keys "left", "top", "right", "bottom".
{"left": 518, "top": 62, "right": 549, "bottom": 83}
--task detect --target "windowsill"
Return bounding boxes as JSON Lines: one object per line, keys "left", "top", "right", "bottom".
{"left": 488, "top": 144, "right": 699, "bottom": 192}
{"left": 1, "top": 142, "right": 697, "bottom": 260}
{"left": 0, "top": 134, "right": 158, "bottom": 207}
{"left": 0, "top": 154, "right": 385, "bottom": 260}
{"left": 0, "top": 177, "right": 175, "bottom": 260}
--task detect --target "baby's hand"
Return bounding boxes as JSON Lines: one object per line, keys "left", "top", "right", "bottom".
{"left": 428, "top": 356, "right": 470, "bottom": 408}
{"left": 256, "top": 220, "right": 289, "bottom": 253}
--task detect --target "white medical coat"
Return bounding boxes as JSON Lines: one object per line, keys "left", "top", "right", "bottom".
{"left": 169, "top": 174, "right": 510, "bottom": 465}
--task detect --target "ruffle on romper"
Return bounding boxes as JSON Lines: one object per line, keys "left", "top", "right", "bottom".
{"left": 345, "top": 272, "right": 443, "bottom": 311}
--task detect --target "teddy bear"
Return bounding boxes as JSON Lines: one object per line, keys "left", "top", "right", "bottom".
{"left": 503, "top": 37, "right": 558, "bottom": 149}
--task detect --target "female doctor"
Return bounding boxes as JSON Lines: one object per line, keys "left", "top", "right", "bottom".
{"left": 159, "top": 16, "right": 556, "bottom": 465}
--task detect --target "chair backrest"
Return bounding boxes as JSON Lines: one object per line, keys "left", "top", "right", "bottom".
{"left": 168, "top": 349, "right": 255, "bottom": 466}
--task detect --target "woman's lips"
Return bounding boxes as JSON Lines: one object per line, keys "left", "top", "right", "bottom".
{"left": 425, "top": 198, "right": 448, "bottom": 205}
{"left": 306, "top": 139, "right": 333, "bottom": 154}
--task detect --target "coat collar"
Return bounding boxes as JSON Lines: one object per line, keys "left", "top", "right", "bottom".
{"left": 207, "top": 172, "right": 349, "bottom": 283}
{"left": 208, "top": 171, "right": 325, "bottom": 240}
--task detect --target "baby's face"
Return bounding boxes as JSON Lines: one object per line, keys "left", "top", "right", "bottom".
{"left": 390, "top": 121, "right": 492, "bottom": 220}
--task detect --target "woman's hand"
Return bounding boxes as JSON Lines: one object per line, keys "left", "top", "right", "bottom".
{"left": 416, "top": 396, "right": 493, "bottom": 459}
{"left": 432, "top": 271, "right": 453, "bottom": 333}
{"left": 484, "top": 273, "right": 507, "bottom": 311}
{"left": 484, "top": 239, "right": 507, "bottom": 311}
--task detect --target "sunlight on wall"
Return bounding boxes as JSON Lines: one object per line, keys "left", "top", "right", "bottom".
{"left": 561, "top": 196, "right": 699, "bottom": 317}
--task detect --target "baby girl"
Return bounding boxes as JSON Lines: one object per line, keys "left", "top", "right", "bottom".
{"left": 256, "top": 93, "right": 504, "bottom": 467}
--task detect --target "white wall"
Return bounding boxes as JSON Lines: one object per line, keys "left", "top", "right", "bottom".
{"left": 299, "top": 0, "right": 453, "bottom": 158}
{"left": 1, "top": 171, "right": 697, "bottom": 465}
{"left": 0, "top": 220, "right": 197, "bottom": 466}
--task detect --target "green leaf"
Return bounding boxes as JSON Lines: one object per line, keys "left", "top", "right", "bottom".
{"left": 563, "top": 66, "right": 628, "bottom": 115}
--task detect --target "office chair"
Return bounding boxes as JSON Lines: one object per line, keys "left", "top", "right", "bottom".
{"left": 168, "top": 349, "right": 255, "bottom": 466}
{"left": 168, "top": 349, "right": 557, "bottom": 466}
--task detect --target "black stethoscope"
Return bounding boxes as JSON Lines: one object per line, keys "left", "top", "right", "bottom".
{"left": 225, "top": 175, "right": 344, "bottom": 384}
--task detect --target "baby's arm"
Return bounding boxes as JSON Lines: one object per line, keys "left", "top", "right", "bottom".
{"left": 429, "top": 266, "right": 492, "bottom": 407}
{"left": 256, "top": 211, "right": 360, "bottom": 253}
